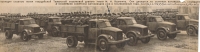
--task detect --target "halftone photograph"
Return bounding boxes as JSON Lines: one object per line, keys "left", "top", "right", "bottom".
{"left": 0, "top": 0, "right": 199, "bottom": 52}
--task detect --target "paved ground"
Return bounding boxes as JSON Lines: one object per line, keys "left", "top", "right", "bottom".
{"left": 0, "top": 31, "right": 198, "bottom": 52}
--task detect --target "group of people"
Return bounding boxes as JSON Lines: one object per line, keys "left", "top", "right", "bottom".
{"left": 58, "top": 11, "right": 177, "bottom": 25}
{"left": 0, "top": 11, "right": 179, "bottom": 25}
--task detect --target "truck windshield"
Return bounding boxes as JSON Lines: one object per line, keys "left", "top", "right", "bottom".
{"left": 53, "top": 18, "right": 61, "bottom": 22}
{"left": 24, "top": 20, "right": 36, "bottom": 25}
{"left": 98, "top": 21, "right": 112, "bottom": 28}
{"left": 125, "top": 19, "right": 137, "bottom": 25}
{"left": 155, "top": 17, "right": 164, "bottom": 22}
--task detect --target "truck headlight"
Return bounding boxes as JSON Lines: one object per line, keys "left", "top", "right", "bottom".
{"left": 148, "top": 30, "right": 151, "bottom": 34}
{"left": 108, "top": 35, "right": 113, "bottom": 40}
{"left": 40, "top": 28, "right": 44, "bottom": 31}
{"left": 136, "top": 31, "right": 140, "bottom": 34}
{"left": 122, "top": 33, "right": 127, "bottom": 38}
{"left": 166, "top": 28, "right": 170, "bottom": 30}
{"left": 28, "top": 30, "right": 32, "bottom": 32}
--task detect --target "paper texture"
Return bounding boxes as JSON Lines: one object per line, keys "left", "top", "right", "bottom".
{"left": 0, "top": 0, "right": 199, "bottom": 52}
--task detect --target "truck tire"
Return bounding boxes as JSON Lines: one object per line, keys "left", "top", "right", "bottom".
{"left": 141, "top": 37, "right": 150, "bottom": 44}
{"left": 21, "top": 32, "right": 30, "bottom": 41}
{"left": 38, "top": 34, "right": 44, "bottom": 39}
{"left": 126, "top": 33, "right": 138, "bottom": 46}
{"left": 116, "top": 42, "right": 126, "bottom": 48}
{"left": 52, "top": 28, "right": 59, "bottom": 37}
{"left": 66, "top": 36, "right": 78, "bottom": 48}
{"left": 98, "top": 38, "right": 110, "bottom": 51}
{"left": 157, "top": 30, "right": 167, "bottom": 40}
{"left": 186, "top": 26, "right": 197, "bottom": 36}
{"left": 168, "top": 34, "right": 177, "bottom": 39}
{"left": 5, "top": 30, "right": 13, "bottom": 39}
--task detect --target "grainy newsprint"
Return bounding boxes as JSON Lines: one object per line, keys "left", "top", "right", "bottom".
{"left": 0, "top": 0, "right": 199, "bottom": 52}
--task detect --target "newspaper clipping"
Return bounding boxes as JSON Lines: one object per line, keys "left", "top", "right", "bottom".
{"left": 0, "top": 0, "right": 199, "bottom": 52}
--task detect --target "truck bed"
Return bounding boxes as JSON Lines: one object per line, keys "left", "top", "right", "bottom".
{"left": 61, "top": 25, "right": 89, "bottom": 35}
{"left": 3, "top": 22, "right": 16, "bottom": 30}
{"left": 164, "top": 19, "right": 177, "bottom": 24}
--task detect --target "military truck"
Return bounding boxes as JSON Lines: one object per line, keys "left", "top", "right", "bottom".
{"left": 110, "top": 17, "right": 154, "bottom": 46}
{"left": 36, "top": 16, "right": 62, "bottom": 37}
{"left": 164, "top": 14, "right": 198, "bottom": 36}
{"left": 4, "top": 18, "right": 45, "bottom": 41}
{"left": 135, "top": 15, "right": 180, "bottom": 40}
{"left": 63, "top": 19, "right": 130, "bottom": 51}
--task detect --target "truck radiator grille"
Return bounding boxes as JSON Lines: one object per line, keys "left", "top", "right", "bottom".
{"left": 34, "top": 27, "right": 40, "bottom": 33}
{"left": 117, "top": 31, "right": 123, "bottom": 40}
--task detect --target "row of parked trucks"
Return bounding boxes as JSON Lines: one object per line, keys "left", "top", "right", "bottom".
{"left": 0, "top": 13, "right": 198, "bottom": 51}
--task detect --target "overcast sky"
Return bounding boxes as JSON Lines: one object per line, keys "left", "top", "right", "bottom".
{"left": 0, "top": 0, "right": 199, "bottom": 15}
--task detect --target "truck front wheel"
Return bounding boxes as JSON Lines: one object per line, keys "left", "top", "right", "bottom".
{"left": 21, "top": 32, "right": 31, "bottom": 41}
{"left": 116, "top": 42, "right": 126, "bottom": 48}
{"left": 66, "top": 36, "right": 78, "bottom": 48}
{"left": 141, "top": 37, "right": 150, "bottom": 44}
{"left": 126, "top": 33, "right": 138, "bottom": 46}
{"left": 52, "top": 28, "right": 59, "bottom": 37}
{"left": 186, "top": 26, "right": 197, "bottom": 36}
{"left": 167, "top": 34, "right": 177, "bottom": 39}
{"left": 157, "top": 30, "right": 167, "bottom": 40}
{"left": 5, "top": 30, "right": 13, "bottom": 39}
{"left": 98, "top": 38, "right": 110, "bottom": 51}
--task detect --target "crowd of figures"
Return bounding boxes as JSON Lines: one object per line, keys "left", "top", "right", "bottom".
{"left": 0, "top": 11, "right": 198, "bottom": 31}
{"left": 12, "top": 11, "right": 178, "bottom": 25}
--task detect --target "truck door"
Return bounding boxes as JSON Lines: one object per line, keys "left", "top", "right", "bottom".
{"left": 88, "top": 21, "right": 98, "bottom": 39}
{"left": 117, "top": 19, "right": 127, "bottom": 33}
{"left": 47, "top": 18, "right": 53, "bottom": 30}
{"left": 147, "top": 17, "right": 157, "bottom": 31}
{"left": 176, "top": 16, "right": 186, "bottom": 29}
{"left": 18, "top": 20, "right": 24, "bottom": 32}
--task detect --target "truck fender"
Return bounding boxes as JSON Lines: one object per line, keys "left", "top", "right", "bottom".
{"left": 156, "top": 27, "right": 169, "bottom": 32}
{"left": 126, "top": 31, "right": 138, "bottom": 37}
{"left": 98, "top": 34, "right": 110, "bottom": 41}
{"left": 52, "top": 26, "right": 60, "bottom": 31}
{"left": 22, "top": 29, "right": 31, "bottom": 35}
{"left": 186, "top": 25, "right": 198, "bottom": 30}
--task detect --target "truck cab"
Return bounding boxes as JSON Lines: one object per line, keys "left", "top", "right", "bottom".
{"left": 174, "top": 14, "right": 198, "bottom": 36}
{"left": 42, "top": 17, "right": 62, "bottom": 37}
{"left": 5, "top": 18, "right": 45, "bottom": 41}
{"left": 65, "top": 19, "right": 130, "bottom": 51}
{"left": 144, "top": 15, "right": 180, "bottom": 40}
{"left": 111, "top": 17, "right": 154, "bottom": 46}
